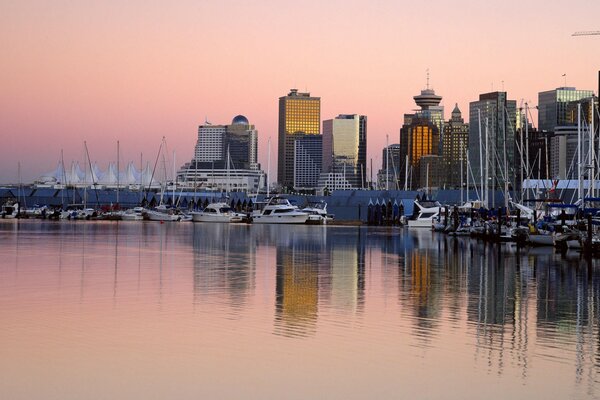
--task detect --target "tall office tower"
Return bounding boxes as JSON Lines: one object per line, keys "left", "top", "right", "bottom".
{"left": 398, "top": 117, "right": 440, "bottom": 190}
{"left": 226, "top": 115, "right": 259, "bottom": 170}
{"left": 322, "top": 114, "right": 367, "bottom": 189}
{"left": 378, "top": 144, "right": 401, "bottom": 190}
{"left": 468, "top": 92, "right": 517, "bottom": 202}
{"left": 442, "top": 104, "right": 469, "bottom": 188}
{"left": 538, "top": 87, "right": 594, "bottom": 132}
{"left": 194, "top": 124, "right": 227, "bottom": 162}
{"left": 538, "top": 88, "right": 594, "bottom": 180}
{"left": 278, "top": 89, "right": 321, "bottom": 190}
{"left": 293, "top": 134, "right": 322, "bottom": 191}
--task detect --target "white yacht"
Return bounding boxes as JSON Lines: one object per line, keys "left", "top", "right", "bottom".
{"left": 407, "top": 199, "right": 441, "bottom": 228}
{"left": 146, "top": 204, "right": 181, "bottom": 222}
{"left": 1, "top": 201, "right": 19, "bottom": 219}
{"left": 119, "top": 207, "right": 146, "bottom": 221}
{"left": 191, "top": 202, "right": 247, "bottom": 223}
{"left": 251, "top": 197, "right": 309, "bottom": 224}
{"left": 302, "top": 201, "right": 334, "bottom": 225}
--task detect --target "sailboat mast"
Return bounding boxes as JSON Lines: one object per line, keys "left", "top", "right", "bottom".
{"left": 578, "top": 103, "right": 583, "bottom": 206}
{"left": 386, "top": 134, "right": 389, "bottom": 191}
{"left": 484, "top": 116, "right": 489, "bottom": 209}
{"left": 478, "top": 109, "right": 484, "bottom": 205}
{"left": 116, "top": 140, "right": 120, "bottom": 206}
{"left": 591, "top": 101, "right": 596, "bottom": 198}
{"left": 525, "top": 104, "right": 530, "bottom": 201}
{"left": 266, "top": 137, "right": 271, "bottom": 198}
{"left": 503, "top": 108, "right": 509, "bottom": 211}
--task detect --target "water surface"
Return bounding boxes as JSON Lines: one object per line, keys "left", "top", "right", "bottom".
{"left": 1, "top": 220, "right": 599, "bottom": 399}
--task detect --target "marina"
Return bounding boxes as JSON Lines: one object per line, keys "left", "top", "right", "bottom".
{"left": 1, "top": 220, "right": 600, "bottom": 399}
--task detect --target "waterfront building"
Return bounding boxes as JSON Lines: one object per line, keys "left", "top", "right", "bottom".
{"left": 399, "top": 117, "right": 440, "bottom": 190}
{"left": 442, "top": 104, "right": 469, "bottom": 188}
{"left": 322, "top": 114, "right": 367, "bottom": 189}
{"left": 413, "top": 87, "right": 444, "bottom": 144}
{"left": 468, "top": 91, "right": 517, "bottom": 202}
{"left": 194, "top": 124, "right": 226, "bottom": 162}
{"left": 293, "top": 134, "right": 322, "bottom": 192}
{"left": 377, "top": 144, "right": 401, "bottom": 190}
{"left": 278, "top": 89, "right": 321, "bottom": 190}
{"left": 178, "top": 115, "right": 265, "bottom": 193}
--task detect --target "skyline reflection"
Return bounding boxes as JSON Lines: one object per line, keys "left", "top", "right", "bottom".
{"left": 1, "top": 221, "right": 600, "bottom": 398}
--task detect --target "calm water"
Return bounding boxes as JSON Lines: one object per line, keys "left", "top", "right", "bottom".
{"left": 1, "top": 220, "right": 600, "bottom": 399}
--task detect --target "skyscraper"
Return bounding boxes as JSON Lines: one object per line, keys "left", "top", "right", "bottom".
{"left": 468, "top": 92, "right": 517, "bottom": 203}
{"left": 178, "top": 115, "right": 264, "bottom": 192}
{"left": 278, "top": 89, "right": 321, "bottom": 190}
{"left": 538, "top": 87, "right": 594, "bottom": 132}
{"left": 293, "top": 134, "right": 322, "bottom": 191}
{"left": 442, "top": 104, "right": 469, "bottom": 188}
{"left": 322, "top": 114, "right": 367, "bottom": 189}
{"left": 399, "top": 117, "right": 440, "bottom": 190}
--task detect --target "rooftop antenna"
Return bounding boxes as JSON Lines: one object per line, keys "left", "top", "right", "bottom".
{"left": 501, "top": 80, "right": 504, "bottom": 91}
{"left": 426, "top": 68, "right": 430, "bottom": 89}
{"left": 562, "top": 73, "right": 567, "bottom": 87}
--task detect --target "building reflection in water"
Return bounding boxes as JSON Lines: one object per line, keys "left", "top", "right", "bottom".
{"left": 272, "top": 226, "right": 366, "bottom": 338}
{"left": 192, "top": 223, "right": 256, "bottom": 312}
{"left": 369, "top": 227, "right": 600, "bottom": 388}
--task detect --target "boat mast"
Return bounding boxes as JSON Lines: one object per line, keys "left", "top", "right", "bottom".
{"left": 386, "top": 134, "right": 389, "bottom": 191}
{"left": 503, "top": 107, "right": 509, "bottom": 212}
{"left": 478, "top": 109, "right": 484, "bottom": 205}
{"left": 484, "top": 116, "right": 489, "bottom": 209}
{"left": 266, "top": 137, "right": 271, "bottom": 198}
{"left": 404, "top": 155, "right": 408, "bottom": 191}
{"left": 116, "top": 140, "right": 120, "bottom": 206}
{"left": 578, "top": 103, "right": 583, "bottom": 206}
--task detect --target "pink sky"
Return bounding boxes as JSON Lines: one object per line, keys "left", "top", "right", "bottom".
{"left": 1, "top": 0, "right": 599, "bottom": 183}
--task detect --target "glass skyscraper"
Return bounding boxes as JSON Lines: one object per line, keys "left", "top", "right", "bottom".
{"left": 278, "top": 89, "right": 321, "bottom": 190}
{"left": 322, "top": 114, "right": 367, "bottom": 189}
{"left": 538, "top": 87, "right": 594, "bottom": 132}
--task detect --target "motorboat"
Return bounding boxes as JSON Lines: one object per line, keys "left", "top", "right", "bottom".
{"left": 146, "top": 204, "right": 181, "bottom": 222}
{"left": 251, "top": 196, "right": 309, "bottom": 224}
{"left": 302, "top": 201, "right": 334, "bottom": 225}
{"left": 407, "top": 199, "right": 441, "bottom": 228}
{"left": 191, "top": 202, "right": 247, "bottom": 223}
{"left": 119, "top": 207, "right": 146, "bottom": 221}
{"left": 1, "top": 201, "right": 19, "bottom": 219}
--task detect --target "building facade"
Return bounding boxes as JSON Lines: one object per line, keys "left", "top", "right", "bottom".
{"left": 399, "top": 117, "right": 440, "bottom": 190}
{"left": 278, "top": 89, "right": 321, "bottom": 190}
{"left": 293, "top": 134, "right": 323, "bottom": 191}
{"left": 442, "top": 104, "right": 469, "bottom": 189}
{"left": 538, "top": 87, "right": 594, "bottom": 132}
{"left": 179, "top": 115, "right": 264, "bottom": 192}
{"left": 468, "top": 92, "right": 517, "bottom": 203}
{"left": 322, "top": 114, "right": 367, "bottom": 189}
{"left": 377, "top": 144, "right": 401, "bottom": 190}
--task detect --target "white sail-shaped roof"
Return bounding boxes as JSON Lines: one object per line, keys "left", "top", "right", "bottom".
{"left": 101, "top": 163, "right": 119, "bottom": 185}
{"left": 120, "top": 162, "right": 137, "bottom": 185}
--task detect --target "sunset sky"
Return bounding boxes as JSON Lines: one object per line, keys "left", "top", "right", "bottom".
{"left": 1, "top": 0, "right": 599, "bottom": 183}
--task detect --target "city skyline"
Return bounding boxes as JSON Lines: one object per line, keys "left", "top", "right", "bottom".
{"left": 1, "top": 1, "right": 599, "bottom": 183}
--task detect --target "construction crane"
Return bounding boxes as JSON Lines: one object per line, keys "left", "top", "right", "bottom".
{"left": 572, "top": 31, "right": 600, "bottom": 36}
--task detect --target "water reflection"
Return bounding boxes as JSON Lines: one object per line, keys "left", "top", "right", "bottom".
{"left": 2, "top": 221, "right": 600, "bottom": 398}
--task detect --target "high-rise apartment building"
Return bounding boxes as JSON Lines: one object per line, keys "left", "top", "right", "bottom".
{"left": 442, "top": 104, "right": 469, "bottom": 188}
{"left": 468, "top": 92, "right": 517, "bottom": 202}
{"left": 278, "top": 89, "right": 320, "bottom": 190}
{"left": 322, "top": 114, "right": 367, "bottom": 189}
